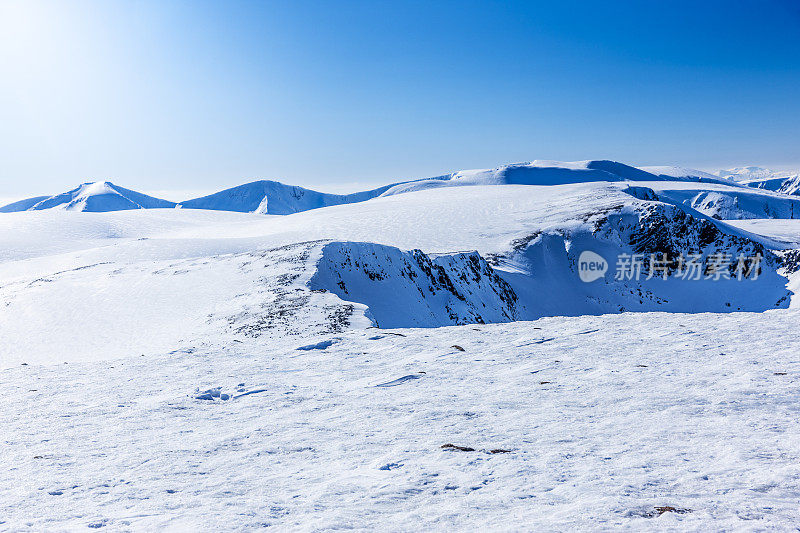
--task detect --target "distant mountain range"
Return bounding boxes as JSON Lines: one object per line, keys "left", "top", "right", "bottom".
{"left": 2, "top": 160, "right": 796, "bottom": 215}
{"left": 714, "top": 166, "right": 800, "bottom": 193}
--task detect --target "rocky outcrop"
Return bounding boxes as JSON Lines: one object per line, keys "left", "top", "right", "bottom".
{"left": 309, "top": 242, "right": 520, "bottom": 328}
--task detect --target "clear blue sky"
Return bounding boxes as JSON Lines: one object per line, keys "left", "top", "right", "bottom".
{"left": 1, "top": 0, "right": 798, "bottom": 197}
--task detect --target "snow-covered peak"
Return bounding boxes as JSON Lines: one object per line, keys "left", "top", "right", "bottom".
{"left": 76, "top": 181, "right": 116, "bottom": 196}
{"left": 0, "top": 181, "right": 176, "bottom": 212}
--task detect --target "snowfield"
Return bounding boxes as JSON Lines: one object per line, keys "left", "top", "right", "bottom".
{"left": 4, "top": 312, "right": 800, "bottom": 531}
{"left": 3, "top": 176, "right": 800, "bottom": 531}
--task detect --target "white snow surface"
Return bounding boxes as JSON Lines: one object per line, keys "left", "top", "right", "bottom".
{"left": 4, "top": 180, "right": 800, "bottom": 530}
{"left": 4, "top": 312, "right": 800, "bottom": 530}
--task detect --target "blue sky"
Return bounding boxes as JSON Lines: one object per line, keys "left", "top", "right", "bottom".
{"left": 0, "top": 0, "right": 798, "bottom": 197}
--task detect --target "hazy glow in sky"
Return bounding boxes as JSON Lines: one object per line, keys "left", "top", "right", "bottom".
{"left": 1, "top": 0, "right": 799, "bottom": 196}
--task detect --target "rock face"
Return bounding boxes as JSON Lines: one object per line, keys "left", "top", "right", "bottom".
{"left": 309, "top": 241, "right": 520, "bottom": 328}
{"left": 597, "top": 203, "right": 770, "bottom": 271}
{"left": 496, "top": 201, "right": 791, "bottom": 318}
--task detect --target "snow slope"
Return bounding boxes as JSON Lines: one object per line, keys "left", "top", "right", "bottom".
{"left": 4, "top": 311, "right": 800, "bottom": 530}
{"left": 0, "top": 182, "right": 176, "bottom": 212}
{"left": 0, "top": 195, "right": 50, "bottom": 213}
{"left": 0, "top": 208, "right": 266, "bottom": 263}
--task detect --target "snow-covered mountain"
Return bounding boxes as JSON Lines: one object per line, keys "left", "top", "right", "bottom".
{"left": 1, "top": 160, "right": 741, "bottom": 215}
{"left": 177, "top": 179, "right": 396, "bottom": 214}
{"left": 632, "top": 181, "right": 800, "bottom": 220}
{"left": 715, "top": 166, "right": 800, "bottom": 196}
{"left": 740, "top": 174, "right": 800, "bottom": 196}
{"left": 717, "top": 166, "right": 787, "bottom": 182}
{"left": 640, "top": 165, "right": 731, "bottom": 183}
{"left": 169, "top": 161, "right": 734, "bottom": 212}
{"left": 378, "top": 160, "right": 731, "bottom": 197}
{"left": 4, "top": 171, "right": 800, "bottom": 530}
{"left": 0, "top": 181, "right": 176, "bottom": 212}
